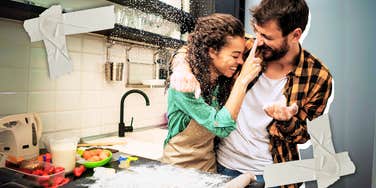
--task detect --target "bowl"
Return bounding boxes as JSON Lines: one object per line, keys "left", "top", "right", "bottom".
{"left": 77, "top": 149, "right": 112, "bottom": 168}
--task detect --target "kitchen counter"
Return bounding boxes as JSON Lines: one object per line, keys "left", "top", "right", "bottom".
{"left": 0, "top": 154, "right": 177, "bottom": 188}
{"left": 0, "top": 127, "right": 265, "bottom": 188}
{"left": 80, "top": 126, "right": 168, "bottom": 161}
{"left": 67, "top": 125, "right": 170, "bottom": 187}
{"left": 0, "top": 126, "right": 168, "bottom": 188}
{"left": 0, "top": 150, "right": 264, "bottom": 188}
{"left": 65, "top": 128, "right": 233, "bottom": 187}
{"left": 63, "top": 155, "right": 162, "bottom": 188}
{"left": 63, "top": 153, "right": 238, "bottom": 188}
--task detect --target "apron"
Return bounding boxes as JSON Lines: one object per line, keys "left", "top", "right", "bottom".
{"left": 161, "top": 119, "right": 216, "bottom": 173}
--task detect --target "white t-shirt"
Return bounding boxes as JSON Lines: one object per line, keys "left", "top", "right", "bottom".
{"left": 217, "top": 73, "right": 287, "bottom": 175}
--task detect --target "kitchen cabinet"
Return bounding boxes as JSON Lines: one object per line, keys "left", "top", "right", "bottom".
{"left": 214, "top": 0, "right": 245, "bottom": 24}
{"left": 188, "top": 0, "right": 245, "bottom": 24}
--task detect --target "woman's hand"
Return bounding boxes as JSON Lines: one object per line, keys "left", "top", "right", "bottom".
{"left": 236, "top": 56, "right": 262, "bottom": 86}
{"left": 226, "top": 39, "right": 262, "bottom": 120}
{"left": 236, "top": 38, "right": 262, "bottom": 85}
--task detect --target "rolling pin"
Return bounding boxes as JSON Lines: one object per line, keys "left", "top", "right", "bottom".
{"left": 77, "top": 141, "right": 126, "bottom": 147}
{"left": 224, "top": 172, "right": 256, "bottom": 188}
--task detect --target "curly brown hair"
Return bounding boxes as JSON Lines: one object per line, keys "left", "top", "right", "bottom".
{"left": 186, "top": 13, "right": 244, "bottom": 107}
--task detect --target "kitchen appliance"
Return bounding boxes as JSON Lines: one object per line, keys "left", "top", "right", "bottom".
{"left": 0, "top": 113, "right": 42, "bottom": 164}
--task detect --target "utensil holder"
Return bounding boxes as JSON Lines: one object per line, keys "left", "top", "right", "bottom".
{"left": 105, "top": 62, "right": 124, "bottom": 81}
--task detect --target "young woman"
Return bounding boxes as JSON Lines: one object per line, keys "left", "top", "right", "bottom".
{"left": 161, "top": 13, "right": 262, "bottom": 173}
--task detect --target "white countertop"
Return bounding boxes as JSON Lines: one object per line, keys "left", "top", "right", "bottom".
{"left": 84, "top": 127, "right": 167, "bottom": 160}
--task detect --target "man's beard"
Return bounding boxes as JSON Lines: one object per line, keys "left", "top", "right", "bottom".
{"left": 259, "top": 38, "right": 289, "bottom": 62}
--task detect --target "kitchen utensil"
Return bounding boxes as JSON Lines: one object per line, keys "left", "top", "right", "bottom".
{"left": 0, "top": 113, "right": 42, "bottom": 164}
{"left": 105, "top": 62, "right": 124, "bottom": 81}
{"left": 224, "top": 172, "right": 255, "bottom": 188}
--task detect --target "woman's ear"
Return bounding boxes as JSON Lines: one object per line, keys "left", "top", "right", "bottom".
{"left": 208, "top": 48, "right": 217, "bottom": 59}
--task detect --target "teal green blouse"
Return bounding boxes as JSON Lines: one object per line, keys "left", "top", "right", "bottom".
{"left": 164, "top": 87, "right": 236, "bottom": 145}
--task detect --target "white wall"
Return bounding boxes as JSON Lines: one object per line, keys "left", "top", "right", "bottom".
{"left": 0, "top": 18, "right": 167, "bottom": 141}
{"left": 374, "top": 116, "right": 376, "bottom": 188}
{"left": 373, "top": 111, "right": 376, "bottom": 188}
{"left": 244, "top": 0, "right": 260, "bottom": 34}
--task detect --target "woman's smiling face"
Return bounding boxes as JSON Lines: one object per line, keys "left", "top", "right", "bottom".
{"left": 210, "top": 36, "right": 246, "bottom": 78}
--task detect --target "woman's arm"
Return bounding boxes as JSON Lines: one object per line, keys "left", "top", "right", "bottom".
{"left": 170, "top": 45, "right": 262, "bottom": 120}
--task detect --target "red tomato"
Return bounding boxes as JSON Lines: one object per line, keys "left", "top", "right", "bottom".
{"left": 32, "top": 169, "right": 44, "bottom": 176}
{"left": 82, "top": 150, "right": 92, "bottom": 160}
{"left": 95, "top": 149, "right": 103, "bottom": 155}
{"left": 37, "top": 174, "right": 50, "bottom": 183}
{"left": 59, "top": 178, "right": 70, "bottom": 186}
{"left": 99, "top": 151, "right": 108, "bottom": 160}
{"left": 53, "top": 176, "right": 65, "bottom": 185}
{"left": 44, "top": 166, "right": 55, "bottom": 175}
{"left": 88, "top": 156, "right": 100, "bottom": 162}
{"left": 54, "top": 166, "right": 65, "bottom": 173}
{"left": 73, "top": 165, "right": 86, "bottom": 177}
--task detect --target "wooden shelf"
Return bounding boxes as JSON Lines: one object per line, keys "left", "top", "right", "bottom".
{"left": 104, "top": 24, "right": 185, "bottom": 49}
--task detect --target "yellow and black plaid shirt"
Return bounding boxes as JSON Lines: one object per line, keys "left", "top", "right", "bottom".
{"left": 247, "top": 46, "right": 333, "bottom": 188}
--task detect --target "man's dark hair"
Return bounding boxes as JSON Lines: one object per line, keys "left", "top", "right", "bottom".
{"left": 251, "top": 0, "right": 309, "bottom": 36}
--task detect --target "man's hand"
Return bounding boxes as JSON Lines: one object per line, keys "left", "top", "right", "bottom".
{"left": 170, "top": 51, "right": 201, "bottom": 98}
{"left": 170, "top": 71, "right": 201, "bottom": 98}
{"left": 264, "top": 102, "right": 298, "bottom": 121}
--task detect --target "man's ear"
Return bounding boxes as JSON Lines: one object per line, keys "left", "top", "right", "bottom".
{"left": 291, "top": 28, "right": 302, "bottom": 42}
{"left": 208, "top": 48, "right": 217, "bottom": 59}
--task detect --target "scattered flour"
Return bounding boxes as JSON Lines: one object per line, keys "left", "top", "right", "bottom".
{"left": 88, "top": 164, "right": 230, "bottom": 188}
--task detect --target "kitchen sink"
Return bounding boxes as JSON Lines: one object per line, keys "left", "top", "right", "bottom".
{"left": 81, "top": 127, "right": 167, "bottom": 161}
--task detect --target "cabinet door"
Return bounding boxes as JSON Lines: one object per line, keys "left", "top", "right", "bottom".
{"left": 214, "top": 0, "right": 245, "bottom": 24}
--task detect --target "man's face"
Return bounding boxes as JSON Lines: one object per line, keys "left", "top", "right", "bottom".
{"left": 253, "top": 20, "right": 290, "bottom": 62}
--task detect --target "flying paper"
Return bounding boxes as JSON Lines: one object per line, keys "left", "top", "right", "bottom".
{"left": 24, "top": 5, "right": 115, "bottom": 79}
{"left": 263, "top": 115, "right": 356, "bottom": 187}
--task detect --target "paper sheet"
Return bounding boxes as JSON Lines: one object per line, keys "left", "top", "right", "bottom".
{"left": 24, "top": 5, "right": 115, "bottom": 42}
{"left": 38, "top": 5, "right": 72, "bottom": 79}
{"left": 263, "top": 115, "right": 356, "bottom": 187}
{"left": 23, "top": 5, "right": 115, "bottom": 79}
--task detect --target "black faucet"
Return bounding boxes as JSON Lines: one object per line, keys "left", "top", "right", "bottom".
{"left": 119, "top": 89, "right": 150, "bottom": 137}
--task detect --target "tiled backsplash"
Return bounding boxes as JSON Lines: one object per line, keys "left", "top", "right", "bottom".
{"left": 0, "top": 19, "right": 168, "bottom": 141}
